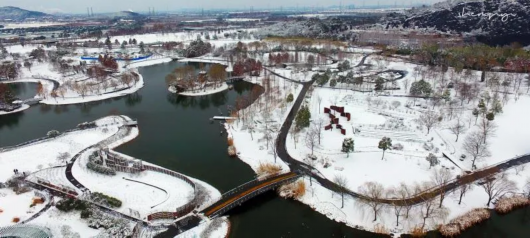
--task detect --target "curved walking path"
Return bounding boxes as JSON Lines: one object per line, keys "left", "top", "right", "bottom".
{"left": 20, "top": 202, "right": 54, "bottom": 225}
{"left": 275, "top": 72, "right": 530, "bottom": 206}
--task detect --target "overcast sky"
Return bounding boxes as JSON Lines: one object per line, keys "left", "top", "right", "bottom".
{"left": 1, "top": 0, "right": 439, "bottom": 14}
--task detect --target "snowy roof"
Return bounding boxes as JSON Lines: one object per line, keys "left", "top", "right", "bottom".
{"left": 0, "top": 225, "right": 53, "bottom": 238}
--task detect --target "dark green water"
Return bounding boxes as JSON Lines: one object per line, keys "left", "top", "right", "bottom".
{"left": 2, "top": 61, "right": 527, "bottom": 237}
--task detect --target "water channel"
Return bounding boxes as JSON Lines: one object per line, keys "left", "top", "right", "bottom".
{"left": 1, "top": 61, "right": 528, "bottom": 237}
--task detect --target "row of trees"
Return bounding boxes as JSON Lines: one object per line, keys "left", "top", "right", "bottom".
{"left": 165, "top": 63, "right": 227, "bottom": 93}
{"left": 332, "top": 167, "right": 520, "bottom": 231}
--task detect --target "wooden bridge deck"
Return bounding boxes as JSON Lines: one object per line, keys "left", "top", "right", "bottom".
{"left": 201, "top": 172, "right": 299, "bottom": 218}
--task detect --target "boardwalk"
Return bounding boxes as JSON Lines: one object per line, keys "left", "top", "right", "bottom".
{"left": 201, "top": 172, "right": 300, "bottom": 218}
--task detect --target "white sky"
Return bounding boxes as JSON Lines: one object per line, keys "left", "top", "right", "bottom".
{"left": 0, "top": 0, "right": 441, "bottom": 14}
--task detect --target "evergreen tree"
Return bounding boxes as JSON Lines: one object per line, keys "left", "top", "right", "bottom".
{"left": 375, "top": 77, "right": 385, "bottom": 91}
{"left": 342, "top": 138, "right": 354, "bottom": 157}
{"left": 426, "top": 153, "right": 439, "bottom": 168}
{"left": 330, "top": 79, "right": 337, "bottom": 87}
{"left": 409, "top": 80, "right": 432, "bottom": 97}
{"left": 286, "top": 93, "right": 294, "bottom": 102}
{"left": 378, "top": 137, "right": 392, "bottom": 160}
{"left": 295, "top": 105, "right": 311, "bottom": 129}
{"left": 486, "top": 112, "right": 495, "bottom": 121}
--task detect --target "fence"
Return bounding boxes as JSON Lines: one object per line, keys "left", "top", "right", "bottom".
{"left": 143, "top": 165, "right": 199, "bottom": 221}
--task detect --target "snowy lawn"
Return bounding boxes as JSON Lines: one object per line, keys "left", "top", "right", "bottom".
{"left": 0, "top": 189, "right": 47, "bottom": 226}
{"left": 0, "top": 126, "right": 118, "bottom": 183}
{"left": 177, "top": 83, "right": 229, "bottom": 96}
{"left": 72, "top": 149, "right": 195, "bottom": 219}
{"left": 287, "top": 87, "right": 459, "bottom": 191}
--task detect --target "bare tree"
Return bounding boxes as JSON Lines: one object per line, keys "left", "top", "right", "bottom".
{"left": 524, "top": 178, "right": 530, "bottom": 199}
{"left": 418, "top": 110, "right": 440, "bottom": 134}
{"left": 449, "top": 117, "right": 466, "bottom": 142}
{"left": 314, "top": 118, "right": 325, "bottom": 145}
{"left": 358, "top": 182, "right": 385, "bottom": 222}
{"left": 290, "top": 126, "right": 299, "bottom": 149}
{"left": 269, "top": 138, "right": 278, "bottom": 163}
{"left": 463, "top": 131, "right": 491, "bottom": 169}
{"left": 481, "top": 174, "right": 517, "bottom": 207}
{"left": 515, "top": 165, "right": 526, "bottom": 176}
{"left": 391, "top": 100, "right": 401, "bottom": 110}
{"left": 317, "top": 95, "right": 323, "bottom": 112}
{"left": 247, "top": 123, "right": 255, "bottom": 141}
{"left": 403, "top": 78, "right": 410, "bottom": 92}
{"left": 456, "top": 182, "right": 473, "bottom": 205}
{"left": 333, "top": 175, "right": 349, "bottom": 208}
{"left": 431, "top": 168, "right": 453, "bottom": 207}
{"left": 478, "top": 118, "right": 497, "bottom": 144}
{"left": 387, "top": 188, "right": 404, "bottom": 226}
{"left": 57, "top": 152, "right": 71, "bottom": 164}
{"left": 305, "top": 127, "right": 319, "bottom": 155}
{"left": 417, "top": 182, "right": 449, "bottom": 230}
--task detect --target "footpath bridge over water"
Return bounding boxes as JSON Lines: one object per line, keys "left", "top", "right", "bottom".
{"left": 200, "top": 171, "right": 301, "bottom": 218}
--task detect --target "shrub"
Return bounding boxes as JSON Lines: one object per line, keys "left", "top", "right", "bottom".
{"left": 286, "top": 93, "right": 294, "bottom": 102}
{"left": 373, "top": 224, "right": 389, "bottom": 234}
{"left": 278, "top": 180, "right": 306, "bottom": 199}
{"left": 227, "top": 137, "right": 234, "bottom": 146}
{"left": 439, "top": 208, "right": 490, "bottom": 237}
{"left": 47, "top": 130, "right": 61, "bottom": 137}
{"left": 495, "top": 195, "right": 530, "bottom": 214}
{"left": 330, "top": 79, "right": 337, "bottom": 87}
{"left": 92, "top": 192, "right": 122, "bottom": 208}
{"left": 12, "top": 217, "right": 20, "bottom": 223}
{"left": 256, "top": 163, "right": 282, "bottom": 178}
{"left": 56, "top": 198, "right": 89, "bottom": 212}
{"left": 295, "top": 105, "right": 311, "bottom": 129}
{"left": 409, "top": 225, "right": 427, "bottom": 237}
{"left": 87, "top": 153, "right": 116, "bottom": 176}
{"left": 80, "top": 209, "right": 92, "bottom": 219}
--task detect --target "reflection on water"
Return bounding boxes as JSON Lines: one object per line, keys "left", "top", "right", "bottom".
{"left": 125, "top": 92, "right": 142, "bottom": 107}
{"left": 0, "top": 111, "right": 25, "bottom": 129}
{"left": 8, "top": 82, "right": 37, "bottom": 100}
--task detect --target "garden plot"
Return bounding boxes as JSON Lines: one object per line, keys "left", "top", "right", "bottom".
{"left": 72, "top": 149, "right": 195, "bottom": 219}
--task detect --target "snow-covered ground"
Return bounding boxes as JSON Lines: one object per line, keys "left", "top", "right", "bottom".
{"left": 177, "top": 83, "right": 229, "bottom": 96}
{"left": 28, "top": 206, "right": 117, "bottom": 238}
{"left": 0, "top": 123, "right": 119, "bottom": 183}
{"left": 0, "top": 104, "right": 30, "bottom": 115}
{"left": 0, "top": 189, "right": 47, "bottom": 226}
{"left": 225, "top": 74, "right": 302, "bottom": 172}
{"left": 175, "top": 216, "right": 229, "bottom": 238}
{"left": 225, "top": 49, "right": 530, "bottom": 234}
{"left": 72, "top": 150, "right": 195, "bottom": 219}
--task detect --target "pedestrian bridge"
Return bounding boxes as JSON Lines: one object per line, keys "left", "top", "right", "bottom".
{"left": 200, "top": 171, "right": 301, "bottom": 218}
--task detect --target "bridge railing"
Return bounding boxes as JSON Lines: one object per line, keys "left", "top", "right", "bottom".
{"left": 208, "top": 174, "right": 301, "bottom": 218}
{"left": 220, "top": 178, "right": 261, "bottom": 198}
